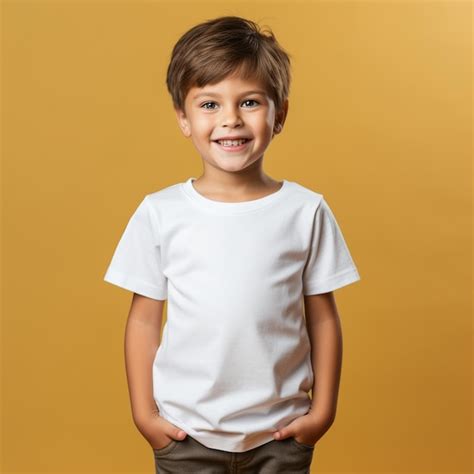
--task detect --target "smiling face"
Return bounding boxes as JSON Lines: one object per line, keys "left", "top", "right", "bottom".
{"left": 174, "top": 72, "right": 288, "bottom": 175}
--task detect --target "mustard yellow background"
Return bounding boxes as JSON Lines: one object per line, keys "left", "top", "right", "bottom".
{"left": 2, "top": 1, "right": 471, "bottom": 473}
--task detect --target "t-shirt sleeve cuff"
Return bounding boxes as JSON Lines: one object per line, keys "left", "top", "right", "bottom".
{"left": 104, "top": 269, "right": 167, "bottom": 300}
{"left": 303, "top": 267, "right": 361, "bottom": 295}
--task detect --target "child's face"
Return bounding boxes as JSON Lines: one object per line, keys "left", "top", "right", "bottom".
{"left": 175, "top": 72, "right": 288, "bottom": 175}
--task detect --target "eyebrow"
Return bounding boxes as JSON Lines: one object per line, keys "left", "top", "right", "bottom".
{"left": 193, "top": 90, "right": 267, "bottom": 100}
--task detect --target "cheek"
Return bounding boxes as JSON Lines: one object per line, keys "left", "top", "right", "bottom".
{"left": 189, "top": 113, "right": 213, "bottom": 131}
{"left": 265, "top": 114, "right": 275, "bottom": 128}
{"left": 198, "top": 119, "right": 216, "bottom": 138}
{"left": 250, "top": 113, "right": 274, "bottom": 132}
{"left": 254, "top": 120, "right": 274, "bottom": 140}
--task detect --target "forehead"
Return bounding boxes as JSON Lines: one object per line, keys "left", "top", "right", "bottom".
{"left": 187, "top": 75, "right": 269, "bottom": 101}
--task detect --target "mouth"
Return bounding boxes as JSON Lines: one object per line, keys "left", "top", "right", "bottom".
{"left": 212, "top": 138, "right": 253, "bottom": 152}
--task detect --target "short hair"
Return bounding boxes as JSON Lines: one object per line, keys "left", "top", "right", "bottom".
{"left": 166, "top": 16, "right": 292, "bottom": 114}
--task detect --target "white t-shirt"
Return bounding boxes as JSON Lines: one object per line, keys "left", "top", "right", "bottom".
{"left": 104, "top": 177, "right": 361, "bottom": 453}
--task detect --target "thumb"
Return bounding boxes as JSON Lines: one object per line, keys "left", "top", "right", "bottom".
{"left": 175, "top": 429, "right": 187, "bottom": 440}
{"left": 273, "top": 424, "right": 295, "bottom": 441}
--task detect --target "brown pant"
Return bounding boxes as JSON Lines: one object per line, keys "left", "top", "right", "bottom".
{"left": 153, "top": 434, "right": 315, "bottom": 473}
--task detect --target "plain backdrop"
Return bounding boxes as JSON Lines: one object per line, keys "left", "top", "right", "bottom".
{"left": 1, "top": 1, "right": 471, "bottom": 473}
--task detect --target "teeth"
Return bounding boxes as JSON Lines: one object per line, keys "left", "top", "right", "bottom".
{"left": 217, "top": 139, "right": 248, "bottom": 146}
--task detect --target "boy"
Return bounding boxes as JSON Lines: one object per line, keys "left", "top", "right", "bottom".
{"left": 104, "top": 15, "right": 360, "bottom": 473}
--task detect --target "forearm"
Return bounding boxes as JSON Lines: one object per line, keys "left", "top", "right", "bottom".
{"left": 124, "top": 317, "right": 162, "bottom": 425}
{"left": 305, "top": 294, "right": 343, "bottom": 422}
{"left": 308, "top": 317, "right": 342, "bottom": 420}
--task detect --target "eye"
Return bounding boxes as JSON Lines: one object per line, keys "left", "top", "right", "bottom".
{"left": 201, "top": 101, "right": 217, "bottom": 110}
{"left": 200, "top": 99, "right": 260, "bottom": 110}
{"left": 242, "top": 99, "right": 259, "bottom": 107}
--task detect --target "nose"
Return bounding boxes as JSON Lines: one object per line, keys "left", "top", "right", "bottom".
{"left": 221, "top": 105, "right": 243, "bottom": 128}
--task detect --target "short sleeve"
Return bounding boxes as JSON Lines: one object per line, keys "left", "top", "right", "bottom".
{"left": 302, "top": 197, "right": 361, "bottom": 295}
{"left": 103, "top": 195, "right": 168, "bottom": 300}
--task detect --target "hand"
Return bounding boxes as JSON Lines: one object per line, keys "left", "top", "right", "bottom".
{"left": 135, "top": 409, "right": 188, "bottom": 450}
{"left": 272, "top": 411, "right": 333, "bottom": 447}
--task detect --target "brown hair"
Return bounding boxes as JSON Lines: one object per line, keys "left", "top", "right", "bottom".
{"left": 165, "top": 16, "right": 292, "bottom": 114}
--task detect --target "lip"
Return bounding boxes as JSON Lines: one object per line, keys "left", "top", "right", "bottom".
{"left": 213, "top": 137, "right": 251, "bottom": 141}
{"left": 213, "top": 139, "right": 253, "bottom": 153}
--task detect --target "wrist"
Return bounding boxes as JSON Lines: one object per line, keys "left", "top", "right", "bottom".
{"left": 308, "top": 406, "right": 335, "bottom": 425}
{"left": 133, "top": 405, "right": 160, "bottom": 426}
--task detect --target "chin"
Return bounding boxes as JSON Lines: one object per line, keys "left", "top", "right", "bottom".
{"left": 213, "top": 161, "right": 252, "bottom": 172}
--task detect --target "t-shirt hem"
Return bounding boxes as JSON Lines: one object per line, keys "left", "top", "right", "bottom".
{"left": 303, "top": 267, "right": 361, "bottom": 295}
{"left": 157, "top": 409, "right": 277, "bottom": 453}
{"left": 103, "top": 269, "right": 167, "bottom": 300}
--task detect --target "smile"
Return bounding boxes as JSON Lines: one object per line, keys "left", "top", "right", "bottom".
{"left": 213, "top": 139, "right": 252, "bottom": 152}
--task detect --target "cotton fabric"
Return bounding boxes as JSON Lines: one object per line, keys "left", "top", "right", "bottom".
{"left": 104, "top": 177, "right": 360, "bottom": 452}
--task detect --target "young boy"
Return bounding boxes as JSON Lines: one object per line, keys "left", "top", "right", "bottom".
{"left": 104, "top": 15, "right": 360, "bottom": 473}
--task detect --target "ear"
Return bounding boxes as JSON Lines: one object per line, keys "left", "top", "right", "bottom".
{"left": 273, "top": 99, "right": 289, "bottom": 135}
{"left": 174, "top": 106, "right": 192, "bottom": 138}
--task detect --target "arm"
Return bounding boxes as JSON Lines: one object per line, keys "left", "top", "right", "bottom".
{"left": 124, "top": 293, "right": 165, "bottom": 426}
{"left": 124, "top": 293, "right": 188, "bottom": 448}
{"left": 272, "top": 291, "right": 342, "bottom": 444}
{"left": 304, "top": 291, "right": 342, "bottom": 425}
